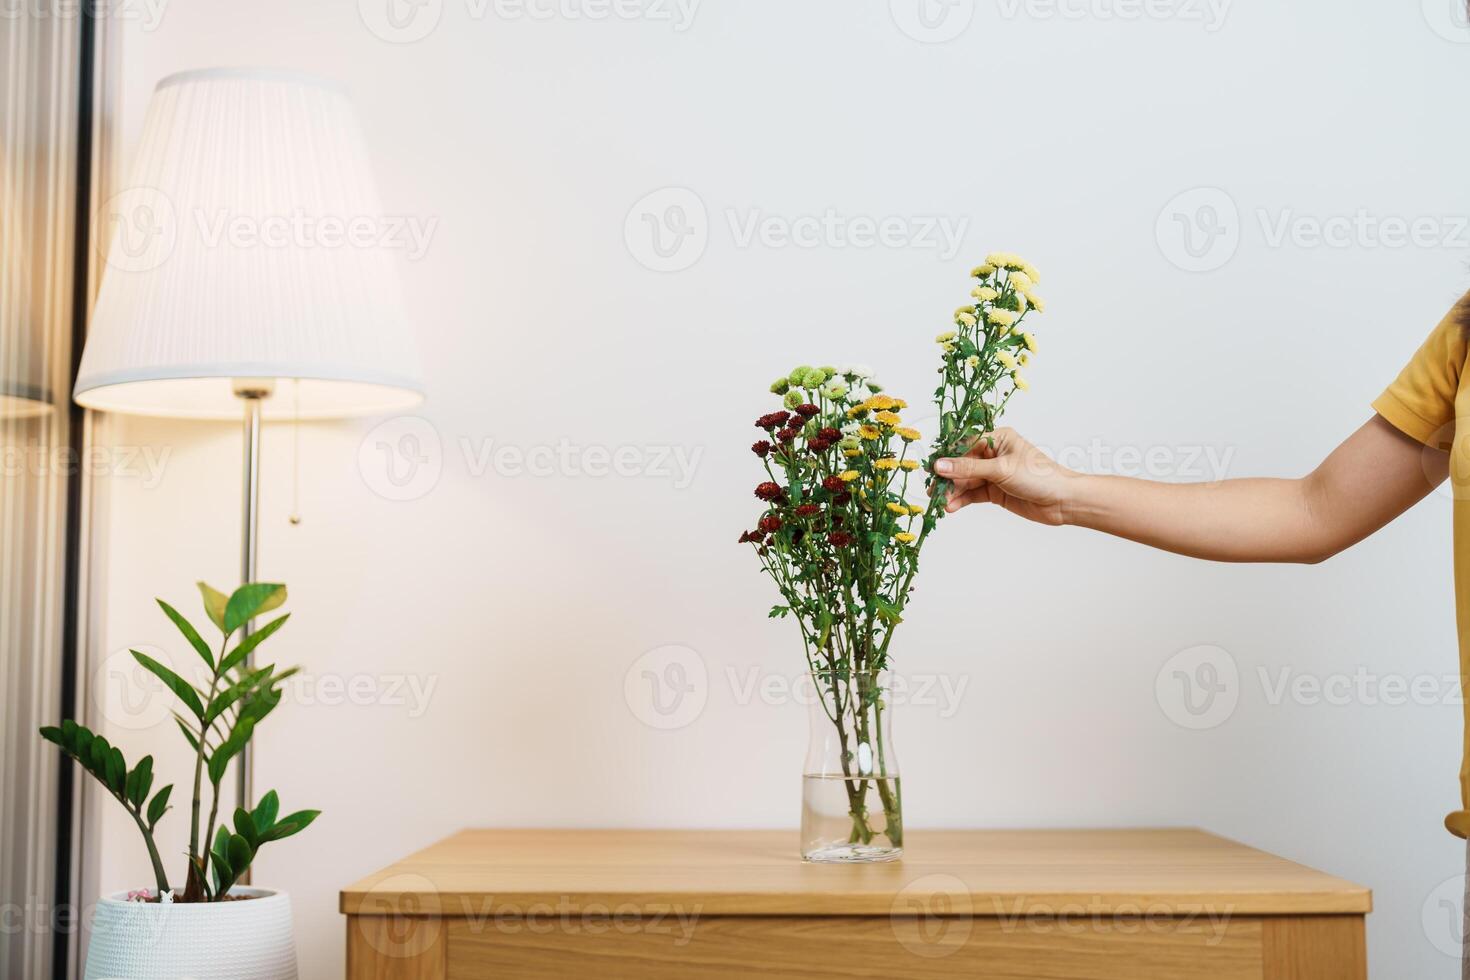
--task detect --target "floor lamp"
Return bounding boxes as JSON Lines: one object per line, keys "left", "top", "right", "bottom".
{"left": 73, "top": 68, "right": 423, "bottom": 838}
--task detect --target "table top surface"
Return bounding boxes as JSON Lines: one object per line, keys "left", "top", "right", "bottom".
{"left": 340, "top": 829, "right": 1370, "bottom": 917}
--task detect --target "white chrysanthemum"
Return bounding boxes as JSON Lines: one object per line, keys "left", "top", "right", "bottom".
{"left": 850, "top": 364, "right": 876, "bottom": 379}
{"left": 821, "top": 379, "right": 849, "bottom": 400}
{"left": 849, "top": 384, "right": 873, "bottom": 403}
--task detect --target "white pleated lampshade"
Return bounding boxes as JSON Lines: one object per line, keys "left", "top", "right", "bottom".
{"left": 75, "top": 68, "right": 423, "bottom": 420}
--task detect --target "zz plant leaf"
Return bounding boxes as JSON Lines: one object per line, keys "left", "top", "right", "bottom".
{"left": 38, "top": 581, "right": 319, "bottom": 902}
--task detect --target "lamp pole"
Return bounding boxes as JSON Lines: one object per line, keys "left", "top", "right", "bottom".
{"left": 233, "top": 380, "right": 271, "bottom": 882}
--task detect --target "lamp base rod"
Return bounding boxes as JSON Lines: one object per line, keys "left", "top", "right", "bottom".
{"left": 234, "top": 384, "right": 268, "bottom": 882}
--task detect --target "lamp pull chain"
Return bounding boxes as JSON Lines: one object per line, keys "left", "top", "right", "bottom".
{"left": 289, "top": 379, "right": 302, "bottom": 526}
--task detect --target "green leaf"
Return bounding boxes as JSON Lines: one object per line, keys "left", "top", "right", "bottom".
{"left": 874, "top": 597, "right": 904, "bottom": 626}
{"left": 226, "top": 834, "right": 254, "bottom": 883}
{"left": 197, "top": 582, "right": 229, "bottom": 632}
{"left": 126, "top": 756, "right": 153, "bottom": 808}
{"left": 218, "top": 614, "right": 289, "bottom": 677}
{"left": 224, "top": 584, "right": 286, "bottom": 634}
{"left": 252, "top": 790, "right": 279, "bottom": 835}
{"left": 210, "top": 845, "right": 233, "bottom": 896}
{"left": 204, "top": 664, "right": 276, "bottom": 726}
{"left": 131, "top": 651, "right": 204, "bottom": 719}
{"left": 233, "top": 807, "right": 259, "bottom": 848}
{"left": 262, "top": 809, "right": 320, "bottom": 842}
{"left": 174, "top": 714, "right": 201, "bottom": 752}
{"left": 767, "top": 605, "right": 790, "bottom": 619}
{"left": 146, "top": 784, "right": 172, "bottom": 827}
{"left": 157, "top": 600, "right": 213, "bottom": 669}
{"left": 105, "top": 747, "right": 126, "bottom": 796}
{"left": 207, "top": 717, "right": 254, "bottom": 786}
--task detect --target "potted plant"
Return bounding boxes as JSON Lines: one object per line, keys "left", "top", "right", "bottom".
{"left": 740, "top": 255, "right": 1044, "bottom": 861}
{"left": 41, "top": 581, "right": 318, "bottom": 980}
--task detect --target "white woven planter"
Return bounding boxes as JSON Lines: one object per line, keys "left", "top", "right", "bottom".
{"left": 84, "top": 887, "right": 297, "bottom": 980}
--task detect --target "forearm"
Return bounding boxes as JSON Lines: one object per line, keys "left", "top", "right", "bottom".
{"left": 1062, "top": 473, "right": 1331, "bottom": 564}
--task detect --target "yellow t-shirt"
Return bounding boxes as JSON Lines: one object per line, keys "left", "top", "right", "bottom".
{"left": 1372, "top": 301, "right": 1470, "bottom": 838}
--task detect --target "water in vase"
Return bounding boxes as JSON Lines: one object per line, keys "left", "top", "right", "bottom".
{"left": 801, "top": 774, "right": 903, "bottom": 863}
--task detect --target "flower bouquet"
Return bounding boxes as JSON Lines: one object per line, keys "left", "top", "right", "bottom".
{"left": 740, "top": 254, "right": 1044, "bottom": 862}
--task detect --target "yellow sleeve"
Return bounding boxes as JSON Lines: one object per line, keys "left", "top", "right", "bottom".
{"left": 1372, "top": 307, "right": 1468, "bottom": 449}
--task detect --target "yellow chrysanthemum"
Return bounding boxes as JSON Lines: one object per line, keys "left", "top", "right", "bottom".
{"left": 1022, "top": 288, "right": 1045, "bottom": 313}
{"left": 908, "top": 503, "right": 925, "bottom": 515}
{"left": 1021, "top": 261, "right": 1040, "bottom": 283}
{"left": 1023, "top": 332, "right": 1037, "bottom": 353}
{"left": 846, "top": 405, "right": 869, "bottom": 419}
{"left": 1008, "top": 270, "right": 1033, "bottom": 290}
{"left": 965, "top": 354, "right": 980, "bottom": 370}
{"left": 955, "top": 311, "right": 977, "bottom": 327}
{"left": 874, "top": 458, "right": 900, "bottom": 471}
{"left": 892, "top": 398, "right": 908, "bottom": 410}
{"left": 886, "top": 502, "right": 908, "bottom": 515}
{"left": 896, "top": 427, "right": 921, "bottom": 442}
{"left": 935, "top": 330, "right": 956, "bottom": 344}
{"left": 858, "top": 424, "right": 881, "bottom": 441}
{"left": 971, "top": 285, "right": 997, "bottom": 301}
{"left": 971, "top": 263, "right": 995, "bottom": 278}
{"left": 866, "top": 394, "right": 898, "bottom": 411}
{"left": 839, "top": 469, "right": 861, "bottom": 482}
{"left": 942, "top": 342, "right": 957, "bottom": 354}
{"left": 894, "top": 532, "right": 917, "bottom": 544}
{"left": 1019, "top": 352, "right": 1030, "bottom": 366}
{"left": 900, "top": 459, "right": 920, "bottom": 471}
{"left": 997, "top": 350, "right": 1018, "bottom": 370}
{"left": 989, "top": 309, "right": 1018, "bottom": 328}
{"left": 1013, "top": 374, "right": 1029, "bottom": 391}
{"left": 874, "top": 410, "right": 902, "bottom": 427}
{"left": 984, "top": 251, "right": 1012, "bottom": 268}
{"left": 1014, "top": 291, "right": 1028, "bottom": 313}
{"left": 843, "top": 448, "right": 863, "bottom": 457}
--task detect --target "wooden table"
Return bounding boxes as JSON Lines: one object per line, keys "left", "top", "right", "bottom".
{"left": 340, "top": 829, "right": 1370, "bottom": 979}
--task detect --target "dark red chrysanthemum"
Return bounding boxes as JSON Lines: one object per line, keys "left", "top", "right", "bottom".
{"left": 750, "top": 529, "right": 767, "bottom": 543}
{"left": 821, "top": 475, "right": 845, "bottom": 493}
{"left": 832, "top": 491, "right": 851, "bottom": 506}
{"left": 794, "top": 503, "right": 821, "bottom": 517}
{"left": 807, "top": 438, "right": 831, "bottom": 453}
{"left": 756, "top": 411, "right": 791, "bottom": 431}
{"left": 738, "top": 530, "right": 752, "bottom": 544}
{"left": 754, "top": 481, "right": 783, "bottom": 501}
{"left": 758, "top": 515, "right": 782, "bottom": 533}
{"left": 791, "top": 528, "right": 806, "bottom": 545}
{"left": 751, "top": 440, "right": 772, "bottom": 458}
{"left": 827, "top": 531, "right": 853, "bottom": 547}
{"left": 794, "top": 403, "right": 820, "bottom": 418}
{"left": 776, "top": 427, "right": 798, "bottom": 443}
{"left": 818, "top": 427, "right": 842, "bottom": 442}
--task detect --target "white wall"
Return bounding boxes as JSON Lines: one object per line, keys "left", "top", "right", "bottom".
{"left": 90, "top": 0, "right": 1470, "bottom": 975}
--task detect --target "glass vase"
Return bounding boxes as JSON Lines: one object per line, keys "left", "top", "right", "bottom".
{"left": 801, "top": 669, "right": 903, "bottom": 862}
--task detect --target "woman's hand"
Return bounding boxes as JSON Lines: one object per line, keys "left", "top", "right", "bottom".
{"left": 933, "top": 428, "right": 1076, "bottom": 526}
